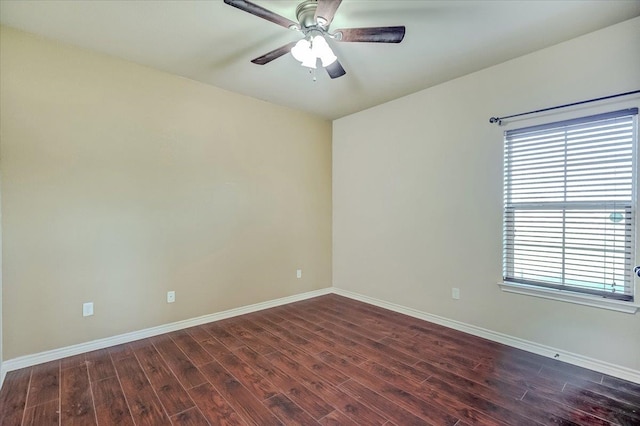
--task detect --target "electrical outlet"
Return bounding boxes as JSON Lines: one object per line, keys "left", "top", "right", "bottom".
{"left": 83, "top": 302, "right": 94, "bottom": 317}
{"left": 167, "top": 291, "right": 176, "bottom": 303}
{"left": 296, "top": 269, "right": 302, "bottom": 279}
{"left": 452, "top": 288, "right": 460, "bottom": 300}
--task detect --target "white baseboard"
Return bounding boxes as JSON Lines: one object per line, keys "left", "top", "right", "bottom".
{"left": 332, "top": 287, "right": 640, "bottom": 385}
{"left": 2, "top": 285, "right": 639, "bottom": 389}
{"left": 0, "top": 287, "right": 332, "bottom": 387}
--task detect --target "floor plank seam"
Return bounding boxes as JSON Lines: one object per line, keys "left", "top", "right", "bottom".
{"left": 110, "top": 354, "right": 137, "bottom": 426}
{"left": 57, "top": 362, "right": 62, "bottom": 426}
{"left": 133, "top": 348, "right": 176, "bottom": 422}
{"left": 19, "top": 368, "right": 33, "bottom": 426}
{"left": 86, "top": 362, "right": 100, "bottom": 426}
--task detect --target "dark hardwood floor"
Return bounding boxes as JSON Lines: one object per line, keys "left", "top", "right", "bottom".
{"left": 1, "top": 294, "right": 639, "bottom": 425}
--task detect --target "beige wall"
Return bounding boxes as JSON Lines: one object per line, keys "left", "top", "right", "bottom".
{"left": 0, "top": 27, "right": 332, "bottom": 360}
{"left": 333, "top": 17, "right": 640, "bottom": 370}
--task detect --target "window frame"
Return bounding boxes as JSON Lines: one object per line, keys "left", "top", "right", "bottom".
{"left": 499, "top": 108, "right": 640, "bottom": 314}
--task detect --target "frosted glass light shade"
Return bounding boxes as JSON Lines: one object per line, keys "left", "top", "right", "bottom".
{"left": 291, "top": 39, "right": 312, "bottom": 63}
{"left": 312, "top": 35, "right": 337, "bottom": 67}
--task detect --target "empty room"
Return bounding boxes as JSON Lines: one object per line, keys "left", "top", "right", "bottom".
{"left": 0, "top": 0, "right": 639, "bottom": 425}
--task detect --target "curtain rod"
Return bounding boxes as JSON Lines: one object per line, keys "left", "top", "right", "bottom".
{"left": 489, "top": 89, "right": 640, "bottom": 126}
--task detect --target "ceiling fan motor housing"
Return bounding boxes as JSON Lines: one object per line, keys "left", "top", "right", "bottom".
{"left": 296, "top": 0, "right": 323, "bottom": 30}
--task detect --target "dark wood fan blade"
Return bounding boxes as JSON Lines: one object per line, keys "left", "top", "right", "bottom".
{"left": 251, "top": 41, "right": 297, "bottom": 65}
{"left": 224, "top": 0, "right": 299, "bottom": 29}
{"left": 315, "top": 0, "right": 342, "bottom": 26}
{"left": 334, "top": 26, "right": 405, "bottom": 43}
{"left": 325, "top": 60, "right": 346, "bottom": 79}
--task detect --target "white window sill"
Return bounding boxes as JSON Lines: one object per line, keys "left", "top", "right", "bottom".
{"left": 498, "top": 281, "right": 640, "bottom": 314}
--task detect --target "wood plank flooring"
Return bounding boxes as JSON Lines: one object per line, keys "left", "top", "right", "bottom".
{"left": 1, "top": 294, "right": 639, "bottom": 425}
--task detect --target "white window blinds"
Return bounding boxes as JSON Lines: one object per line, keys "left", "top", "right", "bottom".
{"left": 503, "top": 108, "right": 638, "bottom": 301}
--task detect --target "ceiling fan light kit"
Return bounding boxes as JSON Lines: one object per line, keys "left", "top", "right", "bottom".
{"left": 291, "top": 35, "right": 337, "bottom": 69}
{"left": 223, "top": 0, "right": 406, "bottom": 79}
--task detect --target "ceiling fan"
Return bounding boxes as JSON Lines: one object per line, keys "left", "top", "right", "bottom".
{"left": 223, "top": 0, "right": 406, "bottom": 79}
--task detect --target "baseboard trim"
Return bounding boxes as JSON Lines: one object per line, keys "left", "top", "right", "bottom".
{"left": 332, "top": 287, "right": 640, "bottom": 385}
{"left": 0, "top": 287, "right": 332, "bottom": 387}
{"left": 2, "top": 285, "right": 638, "bottom": 388}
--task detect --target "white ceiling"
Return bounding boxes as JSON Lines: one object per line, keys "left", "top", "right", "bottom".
{"left": 1, "top": 1, "right": 639, "bottom": 119}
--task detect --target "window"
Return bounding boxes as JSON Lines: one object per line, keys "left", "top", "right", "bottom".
{"left": 503, "top": 108, "right": 638, "bottom": 303}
